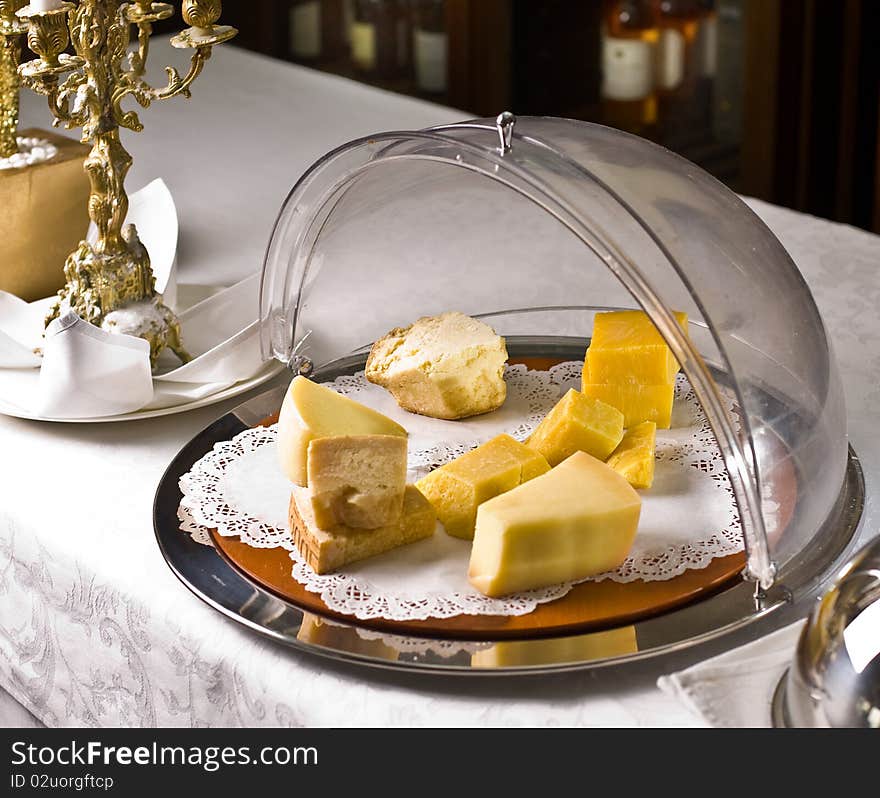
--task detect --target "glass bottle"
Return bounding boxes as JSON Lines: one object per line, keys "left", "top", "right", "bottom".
{"left": 289, "top": 0, "right": 323, "bottom": 61}
{"left": 288, "top": 0, "right": 347, "bottom": 63}
{"left": 653, "top": 0, "right": 701, "bottom": 94}
{"left": 693, "top": 0, "right": 718, "bottom": 132}
{"left": 412, "top": 0, "right": 446, "bottom": 94}
{"left": 351, "top": 0, "right": 410, "bottom": 79}
{"left": 321, "top": 0, "right": 348, "bottom": 62}
{"left": 343, "top": 0, "right": 355, "bottom": 45}
{"left": 712, "top": 0, "right": 744, "bottom": 148}
{"left": 600, "top": 0, "right": 659, "bottom": 134}
{"left": 653, "top": 0, "right": 706, "bottom": 142}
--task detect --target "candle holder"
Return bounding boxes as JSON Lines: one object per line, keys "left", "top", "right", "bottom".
{"left": 19, "top": 3, "right": 82, "bottom": 74}
{"left": 17, "top": 1, "right": 238, "bottom": 366}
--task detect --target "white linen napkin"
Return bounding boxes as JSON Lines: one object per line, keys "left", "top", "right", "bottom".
{"left": 657, "top": 621, "right": 804, "bottom": 727}
{"left": 83, "top": 177, "right": 179, "bottom": 302}
{"left": 0, "top": 273, "right": 266, "bottom": 418}
{"left": 154, "top": 273, "right": 261, "bottom": 385}
{"left": 0, "top": 292, "right": 43, "bottom": 368}
{"left": 39, "top": 311, "right": 154, "bottom": 418}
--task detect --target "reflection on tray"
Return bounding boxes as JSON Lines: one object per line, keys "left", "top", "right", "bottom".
{"left": 471, "top": 626, "right": 638, "bottom": 668}
{"left": 296, "top": 613, "right": 490, "bottom": 662}
{"left": 297, "top": 614, "right": 400, "bottom": 662}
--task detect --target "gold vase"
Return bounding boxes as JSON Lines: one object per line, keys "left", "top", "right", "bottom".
{"left": 1, "top": 1, "right": 90, "bottom": 302}
{"left": 0, "top": 128, "right": 91, "bottom": 302}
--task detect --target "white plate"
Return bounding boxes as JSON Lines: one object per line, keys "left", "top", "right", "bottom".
{"left": 0, "top": 360, "right": 285, "bottom": 423}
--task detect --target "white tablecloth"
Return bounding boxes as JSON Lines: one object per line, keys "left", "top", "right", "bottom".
{"left": 1, "top": 40, "right": 877, "bottom": 728}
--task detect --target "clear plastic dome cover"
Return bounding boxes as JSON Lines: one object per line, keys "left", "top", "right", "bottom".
{"left": 260, "top": 115, "right": 847, "bottom": 591}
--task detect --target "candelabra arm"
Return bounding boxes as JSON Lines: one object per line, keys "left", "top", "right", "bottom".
{"left": 126, "top": 21, "right": 150, "bottom": 77}
{"left": 124, "top": 3, "right": 173, "bottom": 78}
{"left": 113, "top": 45, "right": 214, "bottom": 132}
{"left": 148, "top": 44, "right": 209, "bottom": 100}
{"left": 24, "top": 70, "right": 90, "bottom": 131}
{"left": 127, "top": 19, "right": 165, "bottom": 78}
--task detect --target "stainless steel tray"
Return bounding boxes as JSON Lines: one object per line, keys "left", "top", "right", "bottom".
{"left": 153, "top": 337, "right": 865, "bottom": 675}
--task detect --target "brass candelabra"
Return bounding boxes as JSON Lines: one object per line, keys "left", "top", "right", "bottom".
{"left": 0, "top": 1, "right": 25, "bottom": 158}
{"left": 16, "top": 1, "right": 237, "bottom": 366}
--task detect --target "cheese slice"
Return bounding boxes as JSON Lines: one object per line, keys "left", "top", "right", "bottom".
{"left": 586, "top": 310, "right": 689, "bottom": 385}
{"left": 365, "top": 311, "right": 508, "bottom": 420}
{"left": 471, "top": 626, "right": 638, "bottom": 668}
{"left": 307, "top": 434, "right": 407, "bottom": 529}
{"left": 526, "top": 388, "right": 624, "bottom": 466}
{"left": 415, "top": 433, "right": 550, "bottom": 540}
{"left": 277, "top": 375, "right": 407, "bottom": 486}
{"left": 289, "top": 484, "right": 435, "bottom": 574}
{"left": 606, "top": 421, "right": 656, "bottom": 489}
{"left": 581, "top": 381, "right": 674, "bottom": 428}
{"left": 468, "top": 451, "right": 641, "bottom": 597}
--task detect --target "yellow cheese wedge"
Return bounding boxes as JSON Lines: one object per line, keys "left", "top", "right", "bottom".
{"left": 415, "top": 433, "right": 550, "bottom": 540}
{"left": 581, "top": 381, "right": 674, "bottom": 428}
{"left": 277, "top": 376, "right": 407, "bottom": 486}
{"left": 585, "top": 309, "right": 689, "bottom": 385}
{"left": 606, "top": 421, "right": 656, "bottom": 489}
{"left": 365, "top": 311, "right": 508, "bottom": 420}
{"left": 289, "top": 484, "right": 435, "bottom": 574}
{"left": 468, "top": 451, "right": 641, "bottom": 597}
{"left": 525, "top": 388, "right": 624, "bottom": 466}
{"left": 471, "top": 626, "right": 638, "bottom": 668}
{"left": 307, "top": 434, "right": 407, "bottom": 529}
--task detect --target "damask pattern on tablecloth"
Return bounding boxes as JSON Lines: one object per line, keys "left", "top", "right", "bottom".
{"left": 0, "top": 517, "right": 304, "bottom": 728}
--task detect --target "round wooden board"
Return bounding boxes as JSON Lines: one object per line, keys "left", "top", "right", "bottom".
{"left": 204, "top": 352, "right": 776, "bottom": 642}
{"left": 211, "top": 530, "right": 746, "bottom": 640}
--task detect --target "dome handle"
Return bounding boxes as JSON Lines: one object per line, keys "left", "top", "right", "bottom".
{"left": 287, "top": 330, "right": 314, "bottom": 376}
{"left": 496, "top": 111, "right": 515, "bottom": 155}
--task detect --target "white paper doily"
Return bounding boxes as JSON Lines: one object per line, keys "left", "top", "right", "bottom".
{"left": 179, "top": 363, "right": 743, "bottom": 621}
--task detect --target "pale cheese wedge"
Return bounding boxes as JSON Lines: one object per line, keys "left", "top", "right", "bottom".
{"left": 307, "top": 434, "right": 407, "bottom": 529}
{"left": 277, "top": 376, "right": 407, "bottom": 486}
{"left": 468, "top": 451, "right": 641, "bottom": 597}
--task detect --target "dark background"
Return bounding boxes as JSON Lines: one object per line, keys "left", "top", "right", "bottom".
{"left": 161, "top": 1, "right": 880, "bottom": 233}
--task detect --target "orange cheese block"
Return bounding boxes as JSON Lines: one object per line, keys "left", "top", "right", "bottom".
{"left": 416, "top": 434, "right": 550, "bottom": 540}
{"left": 581, "top": 381, "right": 674, "bottom": 429}
{"left": 606, "top": 421, "right": 657, "bottom": 489}
{"left": 526, "top": 388, "right": 624, "bottom": 466}
{"left": 585, "top": 310, "right": 689, "bottom": 385}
